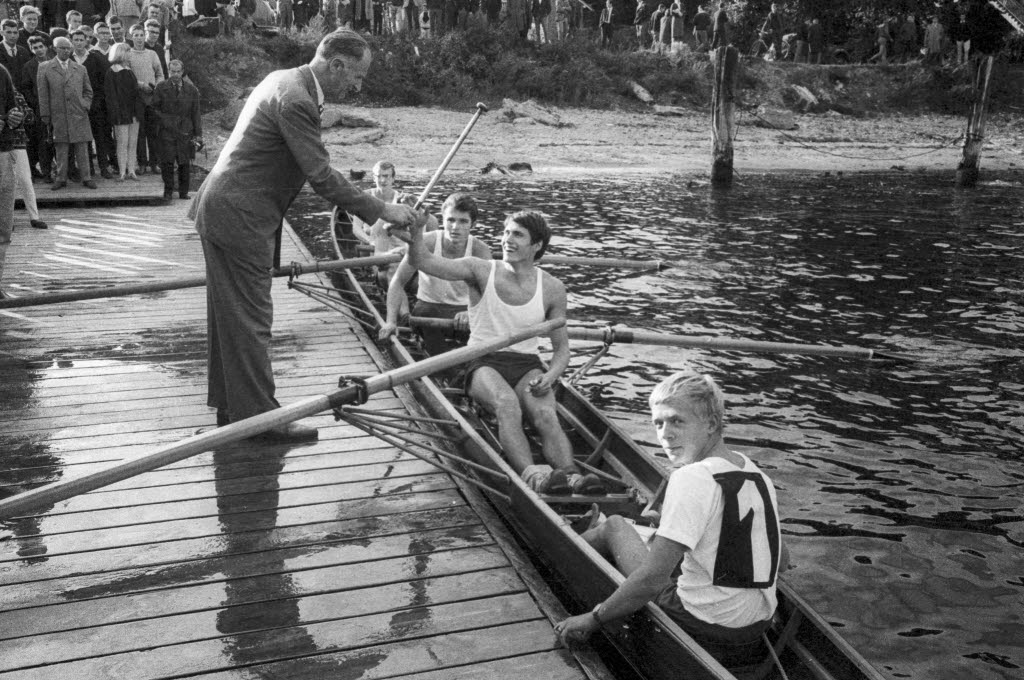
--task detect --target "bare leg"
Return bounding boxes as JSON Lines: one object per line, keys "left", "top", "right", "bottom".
{"left": 515, "top": 367, "right": 577, "bottom": 473}
{"left": 468, "top": 367, "right": 534, "bottom": 473}
{"left": 583, "top": 515, "right": 650, "bottom": 575}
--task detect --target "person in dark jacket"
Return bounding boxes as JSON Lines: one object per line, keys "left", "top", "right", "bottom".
{"left": 71, "top": 29, "right": 113, "bottom": 178}
{"left": 761, "top": 3, "right": 783, "bottom": 58}
{"left": 152, "top": 59, "right": 201, "bottom": 201}
{"left": 19, "top": 36, "right": 51, "bottom": 179}
{"left": 710, "top": 0, "right": 728, "bottom": 49}
{"left": 0, "top": 19, "right": 31, "bottom": 80}
{"left": 104, "top": 41, "right": 142, "bottom": 180}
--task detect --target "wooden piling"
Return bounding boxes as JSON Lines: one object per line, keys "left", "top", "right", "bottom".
{"left": 956, "top": 55, "right": 996, "bottom": 188}
{"left": 711, "top": 45, "right": 739, "bottom": 186}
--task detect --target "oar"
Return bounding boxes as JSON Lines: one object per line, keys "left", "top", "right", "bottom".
{"left": 412, "top": 102, "right": 488, "bottom": 211}
{"left": 540, "top": 255, "right": 666, "bottom": 270}
{"left": 407, "top": 318, "right": 915, "bottom": 362}
{"left": 0, "top": 254, "right": 405, "bottom": 310}
{"left": 0, "top": 318, "right": 563, "bottom": 520}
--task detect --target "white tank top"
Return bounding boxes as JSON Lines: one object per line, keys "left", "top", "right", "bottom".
{"left": 417, "top": 233, "right": 477, "bottom": 306}
{"left": 468, "top": 261, "right": 545, "bottom": 354}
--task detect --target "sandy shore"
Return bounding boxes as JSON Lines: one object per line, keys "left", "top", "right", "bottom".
{"left": 201, "top": 103, "right": 1023, "bottom": 178}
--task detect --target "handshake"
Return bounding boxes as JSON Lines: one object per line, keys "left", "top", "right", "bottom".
{"left": 378, "top": 199, "right": 429, "bottom": 243}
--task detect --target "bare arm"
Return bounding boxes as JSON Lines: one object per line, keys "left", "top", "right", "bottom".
{"left": 379, "top": 231, "right": 441, "bottom": 339}
{"left": 557, "top": 536, "right": 686, "bottom": 644}
{"left": 403, "top": 217, "right": 486, "bottom": 284}
{"left": 529, "top": 274, "right": 570, "bottom": 395}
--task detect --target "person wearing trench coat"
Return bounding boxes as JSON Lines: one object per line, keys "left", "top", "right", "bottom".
{"left": 37, "top": 36, "right": 94, "bottom": 189}
{"left": 152, "top": 59, "right": 201, "bottom": 200}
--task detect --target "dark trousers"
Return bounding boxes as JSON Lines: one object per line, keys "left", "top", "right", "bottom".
{"left": 89, "top": 105, "right": 115, "bottom": 171}
{"left": 404, "top": 4, "right": 419, "bottom": 34}
{"left": 161, "top": 160, "right": 191, "bottom": 197}
{"left": 26, "top": 119, "right": 52, "bottom": 177}
{"left": 137, "top": 105, "right": 161, "bottom": 167}
{"left": 372, "top": 4, "right": 383, "bottom": 33}
{"left": 201, "top": 237, "right": 280, "bottom": 422}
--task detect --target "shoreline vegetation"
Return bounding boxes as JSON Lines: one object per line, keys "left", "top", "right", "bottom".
{"left": 176, "top": 22, "right": 1024, "bottom": 177}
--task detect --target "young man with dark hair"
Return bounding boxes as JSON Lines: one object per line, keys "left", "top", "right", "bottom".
{"left": 71, "top": 29, "right": 113, "bottom": 178}
{"left": 19, "top": 36, "right": 51, "bottom": 180}
{"left": 400, "top": 209, "right": 607, "bottom": 496}
{"left": 0, "top": 19, "right": 30, "bottom": 78}
{"left": 379, "top": 192, "right": 493, "bottom": 356}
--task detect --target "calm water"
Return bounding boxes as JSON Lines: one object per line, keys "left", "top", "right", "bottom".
{"left": 298, "top": 171, "right": 1024, "bottom": 679}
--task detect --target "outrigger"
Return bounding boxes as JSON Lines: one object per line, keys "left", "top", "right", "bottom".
{"left": 264, "top": 208, "right": 892, "bottom": 680}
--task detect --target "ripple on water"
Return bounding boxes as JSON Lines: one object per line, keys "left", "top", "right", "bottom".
{"left": 291, "top": 171, "right": 1024, "bottom": 680}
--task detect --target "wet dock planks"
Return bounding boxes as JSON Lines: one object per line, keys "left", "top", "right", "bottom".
{"left": 0, "top": 200, "right": 587, "bottom": 679}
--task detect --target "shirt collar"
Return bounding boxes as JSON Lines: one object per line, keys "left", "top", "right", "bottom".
{"left": 308, "top": 68, "right": 325, "bottom": 109}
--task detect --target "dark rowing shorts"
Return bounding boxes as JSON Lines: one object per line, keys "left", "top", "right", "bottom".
{"left": 464, "top": 351, "right": 544, "bottom": 394}
{"left": 654, "top": 584, "right": 772, "bottom": 666}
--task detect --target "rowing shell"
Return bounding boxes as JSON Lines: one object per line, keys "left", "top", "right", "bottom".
{"left": 321, "top": 218, "right": 887, "bottom": 680}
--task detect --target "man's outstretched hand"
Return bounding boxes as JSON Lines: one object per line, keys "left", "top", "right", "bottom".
{"left": 379, "top": 202, "right": 418, "bottom": 229}
{"left": 386, "top": 209, "right": 429, "bottom": 244}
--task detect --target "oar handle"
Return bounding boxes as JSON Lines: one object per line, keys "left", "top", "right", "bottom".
{"left": 413, "top": 102, "right": 488, "bottom": 212}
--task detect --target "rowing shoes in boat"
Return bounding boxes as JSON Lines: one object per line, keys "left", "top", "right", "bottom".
{"left": 290, "top": 232, "right": 889, "bottom": 680}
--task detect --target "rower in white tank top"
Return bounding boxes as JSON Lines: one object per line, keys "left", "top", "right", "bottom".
{"left": 417, "top": 233, "right": 479, "bottom": 306}
{"left": 468, "top": 261, "right": 545, "bottom": 354}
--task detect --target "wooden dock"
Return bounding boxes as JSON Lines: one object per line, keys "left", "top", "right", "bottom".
{"left": 17, "top": 173, "right": 167, "bottom": 209}
{"left": 0, "top": 198, "right": 593, "bottom": 678}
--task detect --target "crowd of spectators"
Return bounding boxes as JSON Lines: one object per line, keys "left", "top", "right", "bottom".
{"left": 0, "top": 1, "right": 202, "bottom": 204}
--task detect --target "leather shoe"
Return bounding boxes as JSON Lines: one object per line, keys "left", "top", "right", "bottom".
{"left": 256, "top": 422, "right": 319, "bottom": 443}
{"left": 51, "top": 181, "right": 67, "bottom": 190}
{"left": 163, "top": 190, "right": 173, "bottom": 201}
{"left": 101, "top": 167, "right": 113, "bottom": 179}
{"left": 83, "top": 180, "right": 98, "bottom": 189}
{"left": 179, "top": 192, "right": 190, "bottom": 200}
{"left": 30, "top": 219, "right": 48, "bottom": 229}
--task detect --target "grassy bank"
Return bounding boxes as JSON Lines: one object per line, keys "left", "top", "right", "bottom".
{"left": 174, "top": 23, "right": 1024, "bottom": 119}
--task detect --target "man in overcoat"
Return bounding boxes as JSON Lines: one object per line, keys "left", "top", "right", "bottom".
{"left": 37, "top": 36, "right": 96, "bottom": 189}
{"left": 153, "top": 58, "right": 200, "bottom": 200}
{"left": 188, "top": 29, "right": 417, "bottom": 441}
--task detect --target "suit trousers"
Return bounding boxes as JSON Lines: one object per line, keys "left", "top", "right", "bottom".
{"left": 54, "top": 141, "right": 91, "bottom": 183}
{"left": 89, "top": 105, "right": 115, "bottom": 170}
{"left": 0, "top": 151, "right": 14, "bottom": 284}
{"left": 201, "top": 236, "right": 280, "bottom": 422}
{"left": 26, "top": 120, "right": 52, "bottom": 177}
{"left": 137, "top": 105, "right": 161, "bottom": 168}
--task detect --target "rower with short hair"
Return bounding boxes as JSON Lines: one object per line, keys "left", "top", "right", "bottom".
{"left": 555, "top": 370, "right": 789, "bottom": 666}
{"left": 378, "top": 192, "right": 492, "bottom": 356}
{"left": 401, "top": 209, "right": 606, "bottom": 496}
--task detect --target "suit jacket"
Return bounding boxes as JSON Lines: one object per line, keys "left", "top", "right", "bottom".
{"left": 75, "top": 50, "right": 108, "bottom": 109}
{"left": 0, "top": 42, "right": 30, "bottom": 81}
{"left": 190, "top": 65, "right": 384, "bottom": 267}
{"left": 37, "top": 58, "right": 94, "bottom": 143}
{"left": 152, "top": 78, "right": 201, "bottom": 163}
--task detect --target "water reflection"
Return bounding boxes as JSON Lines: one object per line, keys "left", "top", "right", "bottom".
{"left": 296, "top": 171, "right": 1024, "bottom": 679}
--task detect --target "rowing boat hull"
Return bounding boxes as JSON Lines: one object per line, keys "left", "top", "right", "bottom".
{"left": 327, "top": 229, "right": 886, "bottom": 680}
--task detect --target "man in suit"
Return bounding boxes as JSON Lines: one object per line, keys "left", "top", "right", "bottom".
{"left": 153, "top": 59, "right": 200, "bottom": 201}
{"left": 0, "top": 19, "right": 30, "bottom": 77}
{"left": 37, "top": 36, "right": 96, "bottom": 189}
{"left": 71, "top": 28, "right": 113, "bottom": 178}
{"left": 188, "top": 29, "right": 417, "bottom": 441}
{"left": 19, "top": 36, "right": 51, "bottom": 180}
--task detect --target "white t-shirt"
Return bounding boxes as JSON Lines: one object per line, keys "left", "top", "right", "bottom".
{"left": 656, "top": 453, "right": 781, "bottom": 628}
